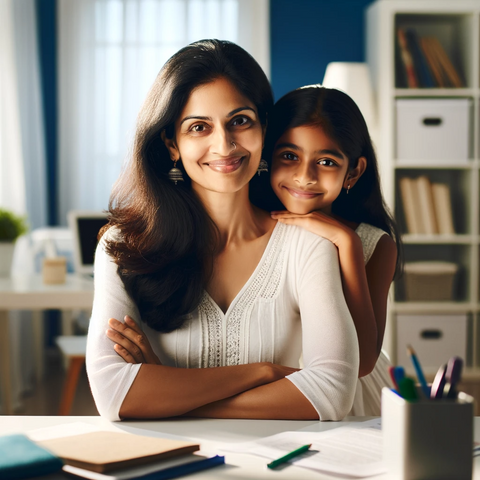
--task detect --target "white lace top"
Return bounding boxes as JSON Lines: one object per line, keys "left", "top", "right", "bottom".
{"left": 86, "top": 222, "right": 359, "bottom": 421}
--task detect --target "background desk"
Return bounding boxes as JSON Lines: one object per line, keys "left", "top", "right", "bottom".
{"left": 0, "top": 274, "right": 94, "bottom": 414}
{"left": 1, "top": 415, "right": 480, "bottom": 479}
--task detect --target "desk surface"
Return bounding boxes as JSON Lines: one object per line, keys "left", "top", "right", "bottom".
{"left": 2, "top": 415, "right": 480, "bottom": 479}
{"left": 0, "top": 274, "right": 94, "bottom": 309}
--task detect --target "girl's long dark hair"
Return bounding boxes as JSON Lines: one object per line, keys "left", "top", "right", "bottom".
{"left": 101, "top": 39, "right": 274, "bottom": 332}
{"left": 264, "top": 85, "right": 403, "bottom": 278}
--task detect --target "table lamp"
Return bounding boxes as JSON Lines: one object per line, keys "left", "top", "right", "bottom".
{"left": 322, "top": 62, "right": 377, "bottom": 143}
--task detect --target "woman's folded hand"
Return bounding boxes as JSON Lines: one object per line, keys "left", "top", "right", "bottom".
{"left": 106, "top": 316, "right": 162, "bottom": 365}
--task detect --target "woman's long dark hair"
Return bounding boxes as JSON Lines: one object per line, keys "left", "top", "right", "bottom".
{"left": 264, "top": 85, "right": 403, "bottom": 278}
{"left": 102, "top": 39, "right": 274, "bottom": 332}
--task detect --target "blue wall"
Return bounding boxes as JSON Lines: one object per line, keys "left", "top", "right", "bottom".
{"left": 270, "top": 0, "right": 374, "bottom": 100}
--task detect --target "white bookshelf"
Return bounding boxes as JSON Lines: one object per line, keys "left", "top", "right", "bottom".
{"left": 366, "top": 0, "right": 480, "bottom": 376}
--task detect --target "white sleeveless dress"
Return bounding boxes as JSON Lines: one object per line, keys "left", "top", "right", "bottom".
{"left": 348, "top": 223, "right": 394, "bottom": 416}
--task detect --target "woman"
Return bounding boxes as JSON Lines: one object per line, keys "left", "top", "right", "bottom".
{"left": 86, "top": 39, "right": 359, "bottom": 421}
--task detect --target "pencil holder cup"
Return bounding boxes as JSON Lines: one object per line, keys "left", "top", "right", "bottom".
{"left": 382, "top": 387, "right": 474, "bottom": 480}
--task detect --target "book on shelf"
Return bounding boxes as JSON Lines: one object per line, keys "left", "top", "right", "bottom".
{"left": 396, "top": 28, "right": 418, "bottom": 88}
{"left": 404, "top": 28, "right": 435, "bottom": 88}
{"left": 415, "top": 175, "right": 438, "bottom": 234}
{"left": 431, "top": 182, "right": 455, "bottom": 235}
{"left": 427, "top": 36, "right": 464, "bottom": 87}
{"left": 399, "top": 177, "right": 423, "bottom": 234}
{"left": 420, "top": 37, "right": 447, "bottom": 87}
{"left": 395, "top": 28, "right": 464, "bottom": 88}
{"left": 399, "top": 176, "right": 455, "bottom": 235}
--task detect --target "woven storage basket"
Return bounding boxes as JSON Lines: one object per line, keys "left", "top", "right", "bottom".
{"left": 404, "top": 261, "right": 458, "bottom": 301}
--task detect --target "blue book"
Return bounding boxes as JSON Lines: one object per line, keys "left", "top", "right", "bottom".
{"left": 405, "top": 28, "right": 435, "bottom": 87}
{"left": 0, "top": 434, "right": 64, "bottom": 479}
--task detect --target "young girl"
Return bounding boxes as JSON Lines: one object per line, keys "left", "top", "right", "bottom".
{"left": 267, "top": 85, "right": 402, "bottom": 415}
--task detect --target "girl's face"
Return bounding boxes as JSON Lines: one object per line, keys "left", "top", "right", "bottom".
{"left": 270, "top": 125, "right": 350, "bottom": 215}
{"left": 164, "top": 77, "right": 265, "bottom": 196}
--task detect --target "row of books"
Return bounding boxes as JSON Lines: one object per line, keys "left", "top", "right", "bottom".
{"left": 396, "top": 27, "right": 464, "bottom": 88}
{"left": 399, "top": 176, "right": 455, "bottom": 235}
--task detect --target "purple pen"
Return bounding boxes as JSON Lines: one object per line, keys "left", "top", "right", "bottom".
{"left": 443, "top": 356, "right": 463, "bottom": 399}
{"left": 430, "top": 364, "right": 447, "bottom": 399}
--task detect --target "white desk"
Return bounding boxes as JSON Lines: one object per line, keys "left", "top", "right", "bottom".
{"left": 0, "top": 274, "right": 94, "bottom": 414}
{"left": 1, "top": 415, "right": 480, "bottom": 479}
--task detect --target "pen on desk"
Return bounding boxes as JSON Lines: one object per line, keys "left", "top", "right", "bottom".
{"left": 398, "top": 376, "right": 418, "bottom": 401}
{"left": 406, "top": 345, "right": 430, "bottom": 398}
{"left": 393, "top": 366, "right": 405, "bottom": 391}
{"left": 443, "top": 356, "right": 463, "bottom": 399}
{"left": 267, "top": 444, "right": 312, "bottom": 469}
{"left": 430, "top": 363, "right": 447, "bottom": 399}
{"left": 388, "top": 366, "right": 399, "bottom": 390}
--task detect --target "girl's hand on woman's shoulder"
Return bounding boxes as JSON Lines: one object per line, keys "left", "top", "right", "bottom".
{"left": 106, "top": 316, "right": 162, "bottom": 365}
{"left": 270, "top": 210, "right": 356, "bottom": 248}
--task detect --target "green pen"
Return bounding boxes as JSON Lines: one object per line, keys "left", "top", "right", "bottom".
{"left": 398, "top": 376, "right": 418, "bottom": 401}
{"left": 267, "top": 443, "right": 312, "bottom": 469}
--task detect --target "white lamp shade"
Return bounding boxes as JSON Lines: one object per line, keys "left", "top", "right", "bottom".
{"left": 322, "top": 62, "right": 377, "bottom": 133}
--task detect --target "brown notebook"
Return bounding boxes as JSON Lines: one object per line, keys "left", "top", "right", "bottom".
{"left": 38, "top": 431, "right": 200, "bottom": 473}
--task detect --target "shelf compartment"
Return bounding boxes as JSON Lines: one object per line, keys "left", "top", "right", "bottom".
{"left": 395, "top": 244, "right": 472, "bottom": 302}
{"left": 394, "top": 159, "right": 473, "bottom": 169}
{"left": 395, "top": 88, "right": 478, "bottom": 96}
{"left": 395, "top": 169, "right": 472, "bottom": 235}
{"left": 394, "top": 13, "right": 474, "bottom": 89}
{"left": 401, "top": 234, "right": 473, "bottom": 244}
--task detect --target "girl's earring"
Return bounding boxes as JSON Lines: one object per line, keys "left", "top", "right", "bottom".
{"left": 257, "top": 159, "right": 268, "bottom": 176}
{"left": 168, "top": 159, "right": 184, "bottom": 185}
{"left": 347, "top": 183, "right": 351, "bottom": 194}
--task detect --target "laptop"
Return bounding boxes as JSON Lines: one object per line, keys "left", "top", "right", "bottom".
{"left": 67, "top": 210, "right": 109, "bottom": 277}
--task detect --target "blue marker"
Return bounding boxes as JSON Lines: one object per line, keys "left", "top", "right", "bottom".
{"left": 393, "top": 366, "right": 405, "bottom": 389}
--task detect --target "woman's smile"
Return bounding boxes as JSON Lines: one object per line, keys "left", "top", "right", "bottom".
{"left": 205, "top": 155, "right": 244, "bottom": 173}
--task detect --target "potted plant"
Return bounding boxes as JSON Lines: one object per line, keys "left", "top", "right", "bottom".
{"left": 0, "top": 208, "right": 28, "bottom": 276}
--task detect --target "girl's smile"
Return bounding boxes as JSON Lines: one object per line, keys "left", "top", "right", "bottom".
{"left": 281, "top": 185, "right": 323, "bottom": 200}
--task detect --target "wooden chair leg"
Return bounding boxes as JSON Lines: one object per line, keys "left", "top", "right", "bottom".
{"left": 58, "top": 356, "right": 85, "bottom": 416}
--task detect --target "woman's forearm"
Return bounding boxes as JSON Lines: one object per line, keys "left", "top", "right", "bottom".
{"left": 183, "top": 379, "right": 318, "bottom": 420}
{"left": 119, "top": 362, "right": 288, "bottom": 419}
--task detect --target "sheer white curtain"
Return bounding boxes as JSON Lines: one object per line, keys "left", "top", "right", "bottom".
{"left": 58, "top": 0, "right": 270, "bottom": 224}
{"left": 0, "top": 0, "right": 26, "bottom": 214}
{"left": 0, "top": 0, "right": 48, "bottom": 409}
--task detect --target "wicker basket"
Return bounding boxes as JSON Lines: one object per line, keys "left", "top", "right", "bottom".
{"left": 404, "top": 261, "right": 458, "bottom": 302}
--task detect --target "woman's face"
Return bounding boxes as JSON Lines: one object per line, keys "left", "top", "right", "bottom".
{"left": 270, "top": 125, "right": 350, "bottom": 215}
{"left": 166, "top": 77, "right": 264, "bottom": 195}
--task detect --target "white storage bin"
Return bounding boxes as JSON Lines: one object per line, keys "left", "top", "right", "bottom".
{"left": 396, "top": 98, "right": 471, "bottom": 160}
{"left": 396, "top": 314, "right": 467, "bottom": 375}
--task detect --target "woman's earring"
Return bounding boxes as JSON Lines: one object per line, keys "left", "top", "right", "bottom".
{"left": 347, "top": 183, "right": 351, "bottom": 194}
{"left": 257, "top": 159, "right": 268, "bottom": 176}
{"left": 168, "top": 159, "right": 184, "bottom": 185}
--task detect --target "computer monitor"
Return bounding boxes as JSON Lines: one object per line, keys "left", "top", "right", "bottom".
{"left": 67, "top": 210, "right": 109, "bottom": 276}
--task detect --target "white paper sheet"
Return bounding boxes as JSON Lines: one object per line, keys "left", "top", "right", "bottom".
{"left": 222, "top": 419, "right": 387, "bottom": 477}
